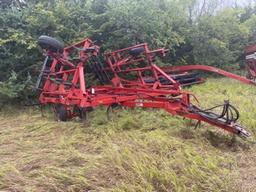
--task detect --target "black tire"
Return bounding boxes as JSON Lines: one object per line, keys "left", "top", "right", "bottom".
{"left": 38, "top": 35, "right": 64, "bottom": 53}
{"left": 129, "top": 47, "right": 144, "bottom": 56}
{"left": 56, "top": 105, "right": 68, "bottom": 121}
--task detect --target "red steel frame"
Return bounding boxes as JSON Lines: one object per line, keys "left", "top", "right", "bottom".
{"left": 102, "top": 43, "right": 203, "bottom": 89}
{"left": 37, "top": 37, "right": 253, "bottom": 138}
{"left": 161, "top": 65, "right": 256, "bottom": 86}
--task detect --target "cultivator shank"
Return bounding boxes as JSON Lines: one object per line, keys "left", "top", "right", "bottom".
{"left": 36, "top": 35, "right": 252, "bottom": 138}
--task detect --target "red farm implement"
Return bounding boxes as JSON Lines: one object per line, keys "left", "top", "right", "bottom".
{"left": 36, "top": 35, "right": 255, "bottom": 139}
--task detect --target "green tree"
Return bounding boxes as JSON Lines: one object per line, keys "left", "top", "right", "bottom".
{"left": 0, "top": 0, "right": 255, "bottom": 104}
{"left": 188, "top": 8, "right": 251, "bottom": 68}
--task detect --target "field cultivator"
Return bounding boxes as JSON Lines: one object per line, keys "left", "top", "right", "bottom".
{"left": 36, "top": 35, "right": 255, "bottom": 139}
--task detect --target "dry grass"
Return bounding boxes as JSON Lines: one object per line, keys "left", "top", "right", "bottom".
{"left": 0, "top": 78, "right": 255, "bottom": 192}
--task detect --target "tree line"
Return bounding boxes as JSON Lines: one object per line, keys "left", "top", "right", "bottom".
{"left": 0, "top": 0, "right": 256, "bottom": 104}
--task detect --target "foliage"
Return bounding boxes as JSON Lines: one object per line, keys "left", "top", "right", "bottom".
{"left": 189, "top": 8, "right": 251, "bottom": 68}
{"left": 0, "top": 0, "right": 256, "bottom": 103}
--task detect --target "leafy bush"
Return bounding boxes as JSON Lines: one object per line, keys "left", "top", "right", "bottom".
{"left": 0, "top": 0, "right": 255, "bottom": 103}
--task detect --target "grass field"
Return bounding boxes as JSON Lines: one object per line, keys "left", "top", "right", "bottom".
{"left": 0, "top": 78, "right": 256, "bottom": 192}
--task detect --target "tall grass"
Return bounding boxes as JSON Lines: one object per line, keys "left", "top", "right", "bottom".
{"left": 0, "top": 78, "right": 255, "bottom": 191}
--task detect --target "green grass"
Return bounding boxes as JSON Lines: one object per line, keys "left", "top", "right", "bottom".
{"left": 0, "top": 78, "right": 256, "bottom": 191}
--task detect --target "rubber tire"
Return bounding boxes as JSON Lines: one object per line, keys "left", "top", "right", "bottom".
{"left": 56, "top": 105, "right": 68, "bottom": 121}
{"left": 129, "top": 47, "right": 144, "bottom": 56}
{"left": 38, "top": 35, "right": 64, "bottom": 53}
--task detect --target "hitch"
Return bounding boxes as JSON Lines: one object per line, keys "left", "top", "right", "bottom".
{"left": 188, "top": 101, "right": 251, "bottom": 139}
